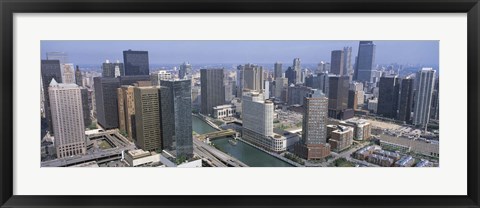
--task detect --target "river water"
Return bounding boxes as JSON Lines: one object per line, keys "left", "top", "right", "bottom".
{"left": 192, "top": 116, "right": 293, "bottom": 167}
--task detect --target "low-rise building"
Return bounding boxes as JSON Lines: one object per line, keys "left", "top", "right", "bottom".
{"left": 353, "top": 145, "right": 375, "bottom": 160}
{"left": 372, "top": 149, "right": 401, "bottom": 161}
{"left": 213, "top": 104, "right": 236, "bottom": 119}
{"left": 327, "top": 125, "right": 354, "bottom": 152}
{"left": 367, "top": 154, "right": 394, "bottom": 167}
{"left": 341, "top": 118, "right": 372, "bottom": 141}
{"left": 124, "top": 149, "right": 161, "bottom": 167}
{"left": 395, "top": 155, "right": 415, "bottom": 167}
{"left": 416, "top": 159, "right": 433, "bottom": 167}
{"left": 368, "top": 98, "right": 378, "bottom": 113}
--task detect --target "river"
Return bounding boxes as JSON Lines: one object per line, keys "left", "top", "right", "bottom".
{"left": 192, "top": 116, "right": 293, "bottom": 167}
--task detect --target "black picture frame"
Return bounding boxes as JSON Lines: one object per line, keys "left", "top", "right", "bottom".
{"left": 1, "top": 0, "right": 479, "bottom": 207}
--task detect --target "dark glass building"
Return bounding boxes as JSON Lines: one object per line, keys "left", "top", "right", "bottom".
{"left": 377, "top": 76, "right": 400, "bottom": 119}
{"left": 123, "top": 50, "right": 149, "bottom": 76}
{"left": 94, "top": 77, "right": 120, "bottom": 129}
{"left": 330, "top": 50, "right": 344, "bottom": 75}
{"left": 102, "top": 61, "right": 124, "bottom": 78}
{"left": 80, "top": 88, "right": 92, "bottom": 127}
{"left": 75, "top": 65, "right": 83, "bottom": 87}
{"left": 397, "top": 77, "right": 414, "bottom": 123}
{"left": 41, "top": 60, "right": 63, "bottom": 135}
{"left": 200, "top": 68, "right": 225, "bottom": 116}
{"left": 274, "top": 62, "right": 283, "bottom": 79}
{"left": 119, "top": 75, "right": 151, "bottom": 86}
{"left": 328, "top": 76, "right": 350, "bottom": 119}
{"left": 160, "top": 80, "right": 193, "bottom": 159}
{"left": 354, "top": 41, "right": 376, "bottom": 83}
{"left": 285, "top": 66, "right": 296, "bottom": 85}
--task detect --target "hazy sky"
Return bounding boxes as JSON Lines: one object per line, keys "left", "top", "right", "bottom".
{"left": 41, "top": 40, "right": 439, "bottom": 66}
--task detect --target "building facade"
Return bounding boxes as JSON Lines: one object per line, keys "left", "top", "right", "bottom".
{"left": 48, "top": 80, "right": 86, "bottom": 158}
{"left": 354, "top": 41, "right": 376, "bottom": 83}
{"left": 94, "top": 77, "right": 120, "bottom": 129}
{"left": 413, "top": 68, "right": 436, "bottom": 128}
{"left": 102, "top": 60, "right": 124, "bottom": 78}
{"left": 41, "top": 60, "right": 63, "bottom": 135}
{"left": 134, "top": 86, "right": 162, "bottom": 152}
{"left": 123, "top": 50, "right": 149, "bottom": 76}
{"left": 330, "top": 50, "right": 344, "bottom": 75}
{"left": 377, "top": 76, "right": 400, "bottom": 119}
{"left": 200, "top": 68, "right": 225, "bottom": 116}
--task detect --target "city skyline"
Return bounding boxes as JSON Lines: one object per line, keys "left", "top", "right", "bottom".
{"left": 41, "top": 40, "right": 439, "bottom": 66}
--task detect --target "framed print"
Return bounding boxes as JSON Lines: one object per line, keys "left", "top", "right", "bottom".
{"left": 1, "top": 0, "right": 479, "bottom": 207}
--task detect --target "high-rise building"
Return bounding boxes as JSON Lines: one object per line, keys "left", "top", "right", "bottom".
{"left": 305, "top": 73, "right": 329, "bottom": 96}
{"left": 123, "top": 50, "right": 149, "bottom": 76}
{"left": 160, "top": 80, "right": 193, "bottom": 159}
{"left": 274, "top": 62, "right": 283, "bottom": 79}
{"left": 413, "top": 68, "right": 436, "bottom": 129}
{"left": 61, "top": 63, "right": 75, "bottom": 84}
{"left": 102, "top": 60, "right": 124, "bottom": 78}
{"left": 287, "top": 85, "right": 313, "bottom": 106}
{"left": 354, "top": 41, "right": 376, "bottom": 83}
{"left": 200, "top": 68, "right": 225, "bottom": 116}
{"left": 46, "top": 52, "right": 68, "bottom": 64}
{"left": 242, "top": 91, "right": 286, "bottom": 152}
{"left": 285, "top": 66, "right": 296, "bottom": 85}
{"left": 328, "top": 76, "right": 350, "bottom": 119}
{"left": 397, "top": 76, "right": 414, "bottom": 123}
{"left": 94, "top": 77, "right": 120, "bottom": 129}
{"left": 80, "top": 88, "right": 92, "bottom": 127}
{"left": 377, "top": 76, "right": 401, "bottom": 119}
{"left": 75, "top": 65, "right": 83, "bottom": 87}
{"left": 179, "top": 62, "right": 192, "bottom": 79}
{"left": 41, "top": 60, "right": 63, "bottom": 135}
{"left": 327, "top": 125, "right": 354, "bottom": 152}
{"left": 119, "top": 75, "right": 151, "bottom": 86}
{"left": 134, "top": 86, "right": 161, "bottom": 152}
{"left": 343, "top": 46, "right": 353, "bottom": 75}
{"left": 330, "top": 50, "right": 344, "bottom": 75}
{"left": 243, "top": 63, "right": 263, "bottom": 92}
{"left": 117, "top": 85, "right": 139, "bottom": 141}
{"left": 294, "top": 90, "right": 330, "bottom": 160}
{"left": 236, "top": 65, "right": 244, "bottom": 98}
{"left": 430, "top": 78, "right": 439, "bottom": 120}
{"left": 348, "top": 90, "right": 358, "bottom": 110}
{"left": 293, "top": 58, "right": 302, "bottom": 84}
{"left": 274, "top": 77, "right": 288, "bottom": 99}
{"left": 48, "top": 79, "right": 86, "bottom": 158}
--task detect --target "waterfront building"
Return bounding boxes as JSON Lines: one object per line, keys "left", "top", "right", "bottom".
{"left": 48, "top": 79, "right": 86, "bottom": 158}
{"left": 200, "top": 68, "right": 225, "bottom": 116}
{"left": 213, "top": 104, "right": 236, "bottom": 119}
{"left": 160, "top": 79, "right": 193, "bottom": 159}
{"left": 123, "top": 49, "right": 149, "bottom": 76}
{"left": 242, "top": 91, "right": 286, "bottom": 152}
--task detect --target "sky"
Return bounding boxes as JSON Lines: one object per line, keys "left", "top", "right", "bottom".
{"left": 41, "top": 40, "right": 439, "bottom": 66}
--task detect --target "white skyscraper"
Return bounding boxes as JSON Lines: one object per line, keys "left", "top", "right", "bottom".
{"left": 48, "top": 79, "right": 86, "bottom": 158}
{"left": 413, "top": 68, "right": 436, "bottom": 129}
{"left": 242, "top": 91, "right": 285, "bottom": 152}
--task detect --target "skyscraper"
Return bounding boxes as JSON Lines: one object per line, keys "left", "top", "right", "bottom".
{"left": 397, "top": 76, "right": 414, "bottom": 123}
{"left": 117, "top": 82, "right": 151, "bottom": 141}
{"left": 41, "top": 60, "right": 63, "bottom": 135}
{"left": 236, "top": 65, "right": 244, "bottom": 98}
{"left": 293, "top": 58, "right": 302, "bottom": 84}
{"left": 61, "top": 63, "right": 75, "bottom": 84}
{"left": 430, "top": 78, "right": 439, "bottom": 120}
{"left": 134, "top": 86, "right": 161, "bottom": 152}
{"left": 330, "top": 50, "right": 344, "bottom": 75}
{"left": 285, "top": 66, "right": 296, "bottom": 85}
{"left": 123, "top": 50, "right": 149, "bottom": 76}
{"left": 328, "top": 76, "right": 350, "bottom": 119}
{"left": 200, "top": 68, "right": 225, "bottom": 116}
{"left": 48, "top": 79, "right": 86, "bottom": 158}
{"left": 354, "top": 41, "right": 376, "bottom": 83}
{"left": 179, "top": 62, "right": 192, "bottom": 79}
{"left": 80, "top": 88, "right": 92, "bottom": 127}
{"left": 102, "top": 60, "right": 125, "bottom": 78}
{"left": 75, "top": 65, "right": 83, "bottom": 87}
{"left": 294, "top": 90, "right": 331, "bottom": 160}
{"left": 274, "top": 62, "right": 283, "bottom": 79}
{"left": 377, "top": 76, "right": 401, "bottom": 119}
{"left": 242, "top": 91, "right": 285, "bottom": 152}
{"left": 243, "top": 63, "right": 263, "bottom": 92}
{"left": 160, "top": 80, "right": 193, "bottom": 159}
{"left": 94, "top": 77, "right": 120, "bottom": 129}
{"left": 46, "top": 52, "right": 68, "bottom": 64}
{"left": 413, "top": 68, "right": 436, "bottom": 129}
{"left": 343, "top": 46, "right": 353, "bottom": 75}
{"left": 274, "top": 77, "right": 288, "bottom": 99}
